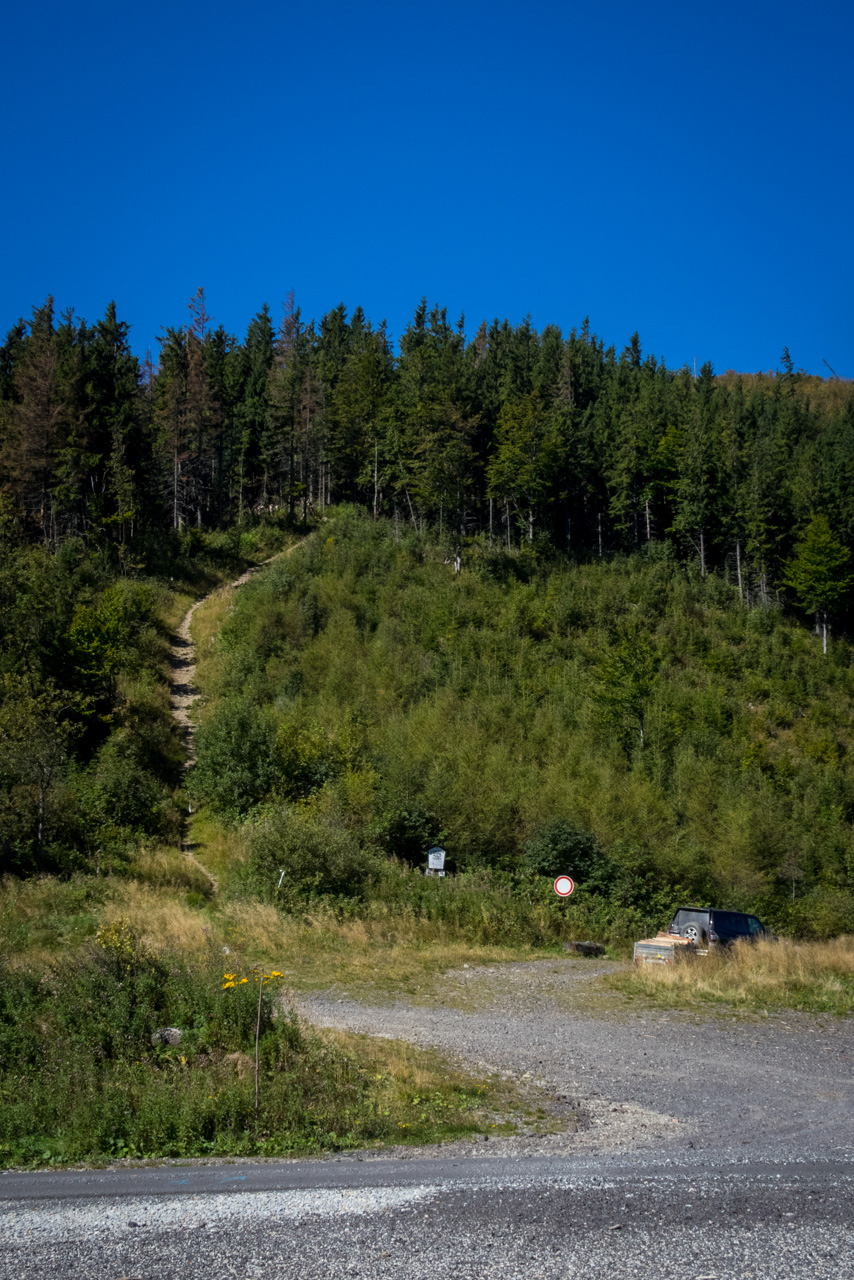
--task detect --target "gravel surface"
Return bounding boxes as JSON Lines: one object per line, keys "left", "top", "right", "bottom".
{"left": 4, "top": 1159, "right": 852, "bottom": 1278}
{"left": 301, "top": 959, "right": 854, "bottom": 1159}
{"left": 4, "top": 956, "right": 853, "bottom": 1277}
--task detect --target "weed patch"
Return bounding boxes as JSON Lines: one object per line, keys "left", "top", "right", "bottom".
{"left": 0, "top": 923, "right": 505, "bottom": 1168}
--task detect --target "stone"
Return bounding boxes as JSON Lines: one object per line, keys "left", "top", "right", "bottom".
{"left": 150, "top": 1027, "right": 182, "bottom": 1047}
{"left": 563, "top": 940, "right": 607, "bottom": 958}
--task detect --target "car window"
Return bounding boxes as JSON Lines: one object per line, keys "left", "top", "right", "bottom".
{"left": 712, "top": 911, "right": 748, "bottom": 935}
{"left": 747, "top": 917, "right": 763, "bottom": 935}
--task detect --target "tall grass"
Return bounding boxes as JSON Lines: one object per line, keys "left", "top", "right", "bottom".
{"left": 610, "top": 936, "right": 854, "bottom": 1015}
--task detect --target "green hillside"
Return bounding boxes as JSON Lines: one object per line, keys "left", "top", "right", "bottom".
{"left": 191, "top": 509, "right": 854, "bottom": 939}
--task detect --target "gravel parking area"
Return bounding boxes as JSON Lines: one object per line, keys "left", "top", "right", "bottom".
{"left": 4, "top": 957, "right": 853, "bottom": 1279}
{"left": 300, "top": 957, "right": 854, "bottom": 1159}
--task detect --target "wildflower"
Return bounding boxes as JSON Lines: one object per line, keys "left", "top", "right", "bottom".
{"left": 239, "top": 977, "right": 249, "bottom": 984}
{"left": 222, "top": 981, "right": 236, "bottom": 989}
{"left": 270, "top": 971, "right": 284, "bottom": 978}
{"left": 223, "top": 973, "right": 236, "bottom": 980}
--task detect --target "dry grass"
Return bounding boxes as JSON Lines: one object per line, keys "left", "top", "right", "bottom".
{"left": 218, "top": 900, "right": 544, "bottom": 998}
{"left": 317, "top": 1027, "right": 543, "bottom": 1141}
{"left": 128, "top": 846, "right": 214, "bottom": 895}
{"left": 189, "top": 585, "right": 238, "bottom": 719}
{"left": 102, "top": 882, "right": 218, "bottom": 955}
{"left": 148, "top": 582, "right": 197, "bottom": 635}
{"left": 609, "top": 936, "right": 854, "bottom": 1015}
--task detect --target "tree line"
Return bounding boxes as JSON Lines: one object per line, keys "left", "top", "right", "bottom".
{"left": 2, "top": 290, "right": 853, "bottom": 611}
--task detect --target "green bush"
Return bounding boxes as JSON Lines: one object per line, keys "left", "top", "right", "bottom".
{"left": 191, "top": 699, "right": 280, "bottom": 815}
{"left": 248, "top": 808, "right": 380, "bottom": 903}
{"left": 520, "top": 818, "right": 613, "bottom": 890}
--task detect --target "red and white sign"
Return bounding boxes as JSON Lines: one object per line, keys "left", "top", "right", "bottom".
{"left": 554, "top": 875, "right": 575, "bottom": 897}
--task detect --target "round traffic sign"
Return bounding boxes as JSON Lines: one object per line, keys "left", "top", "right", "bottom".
{"left": 554, "top": 875, "right": 575, "bottom": 897}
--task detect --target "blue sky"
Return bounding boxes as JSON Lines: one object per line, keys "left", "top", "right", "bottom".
{"left": 1, "top": 0, "right": 851, "bottom": 375}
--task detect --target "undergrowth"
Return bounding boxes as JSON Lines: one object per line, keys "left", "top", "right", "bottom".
{"left": 0, "top": 920, "right": 505, "bottom": 1168}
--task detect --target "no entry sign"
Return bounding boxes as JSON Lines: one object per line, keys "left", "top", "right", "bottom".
{"left": 554, "top": 875, "right": 575, "bottom": 897}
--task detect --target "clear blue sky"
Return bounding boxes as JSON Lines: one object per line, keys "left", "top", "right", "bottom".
{"left": 1, "top": 0, "right": 851, "bottom": 375}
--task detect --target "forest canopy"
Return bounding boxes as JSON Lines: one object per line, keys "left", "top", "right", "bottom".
{"left": 1, "top": 291, "right": 853, "bottom": 590}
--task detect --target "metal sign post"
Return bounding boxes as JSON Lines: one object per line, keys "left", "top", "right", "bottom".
{"left": 554, "top": 874, "right": 574, "bottom": 928}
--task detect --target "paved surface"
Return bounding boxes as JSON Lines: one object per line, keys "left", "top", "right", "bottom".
{"left": 2, "top": 1153, "right": 852, "bottom": 1278}
{"left": 3, "top": 947, "right": 853, "bottom": 1276}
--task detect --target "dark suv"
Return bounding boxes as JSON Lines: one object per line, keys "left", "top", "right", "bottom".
{"left": 668, "top": 907, "right": 765, "bottom": 947}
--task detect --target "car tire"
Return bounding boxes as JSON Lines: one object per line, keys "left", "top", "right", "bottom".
{"left": 682, "top": 924, "right": 706, "bottom": 945}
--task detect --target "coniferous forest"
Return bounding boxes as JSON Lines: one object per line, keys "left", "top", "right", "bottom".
{"left": 3, "top": 290, "right": 854, "bottom": 939}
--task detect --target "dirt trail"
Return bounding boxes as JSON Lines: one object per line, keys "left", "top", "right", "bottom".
{"left": 168, "top": 546, "right": 301, "bottom": 891}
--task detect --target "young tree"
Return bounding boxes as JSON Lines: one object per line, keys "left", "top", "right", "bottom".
{"left": 784, "top": 514, "right": 853, "bottom": 654}
{"left": 594, "top": 615, "right": 660, "bottom": 754}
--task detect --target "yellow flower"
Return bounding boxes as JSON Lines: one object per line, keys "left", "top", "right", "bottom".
{"left": 239, "top": 977, "right": 249, "bottom": 984}
{"left": 223, "top": 973, "right": 236, "bottom": 980}
{"left": 222, "top": 981, "right": 236, "bottom": 989}
{"left": 270, "top": 971, "right": 284, "bottom": 978}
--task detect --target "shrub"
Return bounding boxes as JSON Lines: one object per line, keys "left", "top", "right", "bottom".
{"left": 248, "top": 808, "right": 381, "bottom": 903}
{"left": 191, "top": 699, "right": 279, "bottom": 815}
{"left": 520, "top": 818, "right": 613, "bottom": 891}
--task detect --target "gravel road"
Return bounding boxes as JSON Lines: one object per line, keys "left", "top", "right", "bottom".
{"left": 301, "top": 958, "right": 854, "bottom": 1159}
{"left": 3, "top": 957, "right": 853, "bottom": 1278}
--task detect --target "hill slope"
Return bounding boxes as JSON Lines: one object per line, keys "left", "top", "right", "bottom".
{"left": 191, "top": 508, "right": 854, "bottom": 938}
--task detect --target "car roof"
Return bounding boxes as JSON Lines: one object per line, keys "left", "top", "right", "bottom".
{"left": 673, "top": 906, "right": 753, "bottom": 916}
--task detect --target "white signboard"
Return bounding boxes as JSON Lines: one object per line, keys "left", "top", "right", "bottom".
{"left": 554, "top": 875, "right": 575, "bottom": 897}
{"left": 427, "top": 846, "right": 446, "bottom": 870}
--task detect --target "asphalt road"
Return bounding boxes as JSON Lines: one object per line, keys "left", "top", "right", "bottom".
{"left": 2, "top": 1151, "right": 852, "bottom": 1279}
{"left": 3, "top": 961, "right": 853, "bottom": 1279}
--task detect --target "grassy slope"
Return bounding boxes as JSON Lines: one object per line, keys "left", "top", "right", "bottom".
{"left": 5, "top": 507, "right": 854, "bottom": 1168}
{"left": 0, "top": 526, "right": 549, "bottom": 1165}
{"left": 193, "top": 508, "right": 854, "bottom": 938}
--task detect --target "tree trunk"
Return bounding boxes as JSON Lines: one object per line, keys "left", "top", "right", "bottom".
{"left": 699, "top": 528, "right": 706, "bottom": 578}
{"left": 736, "top": 540, "right": 743, "bottom": 602}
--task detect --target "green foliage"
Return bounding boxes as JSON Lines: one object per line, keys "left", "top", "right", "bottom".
{"left": 248, "top": 808, "right": 380, "bottom": 904}
{"left": 784, "top": 514, "right": 853, "bottom": 617}
{"left": 200, "top": 511, "right": 854, "bottom": 937}
{"left": 191, "top": 699, "right": 280, "bottom": 816}
{"left": 0, "top": 924, "right": 493, "bottom": 1166}
{"left": 593, "top": 614, "right": 661, "bottom": 752}
{"left": 520, "top": 819, "right": 612, "bottom": 890}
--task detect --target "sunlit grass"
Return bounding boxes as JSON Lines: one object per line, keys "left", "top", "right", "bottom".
{"left": 608, "top": 936, "right": 854, "bottom": 1015}
{"left": 186, "top": 810, "right": 249, "bottom": 889}
{"left": 0, "top": 875, "right": 105, "bottom": 966}
{"left": 218, "top": 899, "right": 549, "bottom": 998}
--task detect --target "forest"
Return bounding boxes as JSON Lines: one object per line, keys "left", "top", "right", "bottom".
{"left": 2, "top": 290, "right": 854, "bottom": 940}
